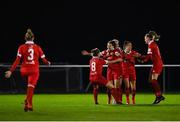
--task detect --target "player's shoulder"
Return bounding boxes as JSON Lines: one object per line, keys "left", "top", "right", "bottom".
{"left": 150, "top": 41, "right": 159, "bottom": 49}
{"left": 101, "top": 49, "right": 108, "bottom": 54}
{"left": 18, "top": 44, "right": 26, "bottom": 49}
{"left": 33, "top": 44, "right": 42, "bottom": 49}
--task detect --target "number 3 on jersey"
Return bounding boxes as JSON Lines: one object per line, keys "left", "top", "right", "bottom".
{"left": 28, "top": 48, "right": 34, "bottom": 61}
{"left": 91, "top": 62, "right": 96, "bottom": 71}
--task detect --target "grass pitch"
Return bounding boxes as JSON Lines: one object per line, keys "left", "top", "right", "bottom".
{"left": 0, "top": 94, "right": 180, "bottom": 121}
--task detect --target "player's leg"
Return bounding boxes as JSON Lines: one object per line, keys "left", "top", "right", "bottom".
{"left": 123, "top": 77, "right": 130, "bottom": 104}
{"left": 107, "top": 68, "right": 113, "bottom": 104}
{"left": 119, "top": 76, "right": 123, "bottom": 103}
{"left": 151, "top": 74, "right": 165, "bottom": 104}
{"left": 150, "top": 67, "right": 165, "bottom": 104}
{"left": 20, "top": 70, "right": 30, "bottom": 112}
{"left": 26, "top": 72, "right": 39, "bottom": 111}
{"left": 113, "top": 71, "right": 122, "bottom": 104}
{"left": 99, "top": 76, "right": 121, "bottom": 104}
{"left": 92, "top": 83, "right": 99, "bottom": 104}
{"left": 105, "top": 81, "right": 122, "bottom": 104}
{"left": 130, "top": 80, "right": 136, "bottom": 104}
{"left": 130, "top": 71, "right": 136, "bottom": 104}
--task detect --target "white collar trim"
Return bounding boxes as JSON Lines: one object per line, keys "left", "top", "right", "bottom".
{"left": 148, "top": 40, "right": 154, "bottom": 45}
{"left": 25, "top": 41, "right": 34, "bottom": 44}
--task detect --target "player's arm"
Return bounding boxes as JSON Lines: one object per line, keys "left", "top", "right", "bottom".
{"left": 106, "top": 50, "right": 123, "bottom": 64}
{"left": 138, "top": 46, "right": 153, "bottom": 63}
{"left": 39, "top": 47, "right": 51, "bottom": 65}
{"left": 137, "top": 54, "right": 152, "bottom": 63}
{"left": 5, "top": 49, "right": 22, "bottom": 78}
{"left": 81, "top": 50, "right": 92, "bottom": 56}
{"left": 133, "top": 51, "right": 141, "bottom": 58}
{"left": 106, "top": 58, "right": 123, "bottom": 64}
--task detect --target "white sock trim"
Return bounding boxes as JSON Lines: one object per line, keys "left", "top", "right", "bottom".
{"left": 28, "top": 84, "right": 35, "bottom": 88}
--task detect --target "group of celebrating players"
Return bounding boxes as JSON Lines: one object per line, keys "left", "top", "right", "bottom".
{"left": 82, "top": 31, "right": 165, "bottom": 105}
{"left": 4, "top": 29, "right": 165, "bottom": 112}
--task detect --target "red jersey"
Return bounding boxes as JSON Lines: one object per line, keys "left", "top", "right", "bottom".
{"left": 101, "top": 49, "right": 110, "bottom": 59}
{"left": 123, "top": 50, "right": 139, "bottom": 68}
{"left": 89, "top": 57, "right": 106, "bottom": 81}
{"left": 10, "top": 41, "right": 49, "bottom": 72}
{"left": 147, "top": 41, "right": 163, "bottom": 67}
{"left": 106, "top": 49, "right": 122, "bottom": 70}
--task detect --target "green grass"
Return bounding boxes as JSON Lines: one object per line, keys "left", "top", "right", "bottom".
{"left": 0, "top": 94, "right": 180, "bottom": 121}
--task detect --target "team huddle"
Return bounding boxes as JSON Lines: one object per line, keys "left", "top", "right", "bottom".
{"left": 4, "top": 29, "right": 165, "bottom": 112}
{"left": 82, "top": 31, "right": 165, "bottom": 105}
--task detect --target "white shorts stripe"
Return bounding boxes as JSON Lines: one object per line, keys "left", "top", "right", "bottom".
{"left": 17, "top": 54, "right": 22, "bottom": 57}
{"left": 28, "top": 84, "right": 35, "bottom": 88}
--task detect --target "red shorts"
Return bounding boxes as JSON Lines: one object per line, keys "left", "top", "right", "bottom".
{"left": 123, "top": 69, "right": 136, "bottom": 81}
{"left": 90, "top": 76, "right": 108, "bottom": 86}
{"left": 20, "top": 68, "right": 39, "bottom": 86}
{"left": 151, "top": 65, "right": 163, "bottom": 75}
{"left": 107, "top": 67, "right": 121, "bottom": 81}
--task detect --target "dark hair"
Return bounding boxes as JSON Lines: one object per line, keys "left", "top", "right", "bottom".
{"left": 145, "top": 33, "right": 153, "bottom": 40}
{"left": 91, "top": 48, "right": 100, "bottom": 56}
{"left": 108, "top": 40, "right": 116, "bottom": 48}
{"left": 112, "top": 39, "right": 119, "bottom": 48}
{"left": 25, "top": 29, "right": 34, "bottom": 41}
{"left": 146, "top": 31, "right": 160, "bottom": 41}
{"left": 123, "top": 41, "right": 132, "bottom": 50}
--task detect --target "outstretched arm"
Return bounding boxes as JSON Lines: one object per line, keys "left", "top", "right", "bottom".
{"left": 133, "top": 52, "right": 141, "bottom": 58}
{"left": 139, "top": 54, "right": 152, "bottom": 63}
{"left": 5, "top": 56, "right": 21, "bottom": 78}
{"left": 106, "top": 58, "right": 123, "bottom": 64}
{"left": 81, "top": 50, "right": 92, "bottom": 56}
{"left": 42, "top": 57, "right": 51, "bottom": 65}
{"left": 39, "top": 47, "right": 51, "bottom": 65}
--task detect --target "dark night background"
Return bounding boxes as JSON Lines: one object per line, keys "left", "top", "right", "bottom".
{"left": 0, "top": 0, "right": 180, "bottom": 93}
{"left": 0, "top": 0, "right": 180, "bottom": 64}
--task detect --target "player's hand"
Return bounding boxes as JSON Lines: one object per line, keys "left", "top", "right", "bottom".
{"left": 137, "top": 58, "right": 144, "bottom": 63}
{"left": 48, "top": 61, "right": 51, "bottom": 65}
{"left": 105, "top": 60, "right": 109, "bottom": 64}
{"left": 5, "top": 71, "right": 12, "bottom": 78}
{"left": 81, "top": 50, "right": 90, "bottom": 55}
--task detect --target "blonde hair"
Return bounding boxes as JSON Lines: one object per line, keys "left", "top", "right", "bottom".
{"left": 148, "top": 31, "right": 160, "bottom": 41}
{"left": 25, "top": 29, "right": 34, "bottom": 41}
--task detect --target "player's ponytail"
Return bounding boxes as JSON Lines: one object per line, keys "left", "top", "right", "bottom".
{"left": 25, "top": 28, "right": 34, "bottom": 41}
{"left": 148, "top": 31, "right": 160, "bottom": 41}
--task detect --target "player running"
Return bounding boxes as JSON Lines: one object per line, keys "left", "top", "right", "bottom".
{"left": 123, "top": 41, "right": 141, "bottom": 104}
{"left": 5, "top": 29, "right": 51, "bottom": 111}
{"left": 140, "top": 31, "right": 165, "bottom": 104}
{"left": 89, "top": 48, "right": 122, "bottom": 104}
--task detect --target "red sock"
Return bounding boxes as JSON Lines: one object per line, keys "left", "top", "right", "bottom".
{"left": 111, "top": 88, "right": 119, "bottom": 103}
{"left": 126, "top": 88, "right": 130, "bottom": 102}
{"left": 107, "top": 88, "right": 112, "bottom": 104}
{"left": 93, "top": 88, "right": 98, "bottom": 104}
{"left": 151, "top": 79, "right": 162, "bottom": 97}
{"left": 132, "top": 89, "right": 136, "bottom": 100}
{"left": 27, "top": 84, "right": 35, "bottom": 107}
{"left": 116, "top": 88, "right": 122, "bottom": 103}
{"left": 119, "top": 88, "right": 123, "bottom": 102}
